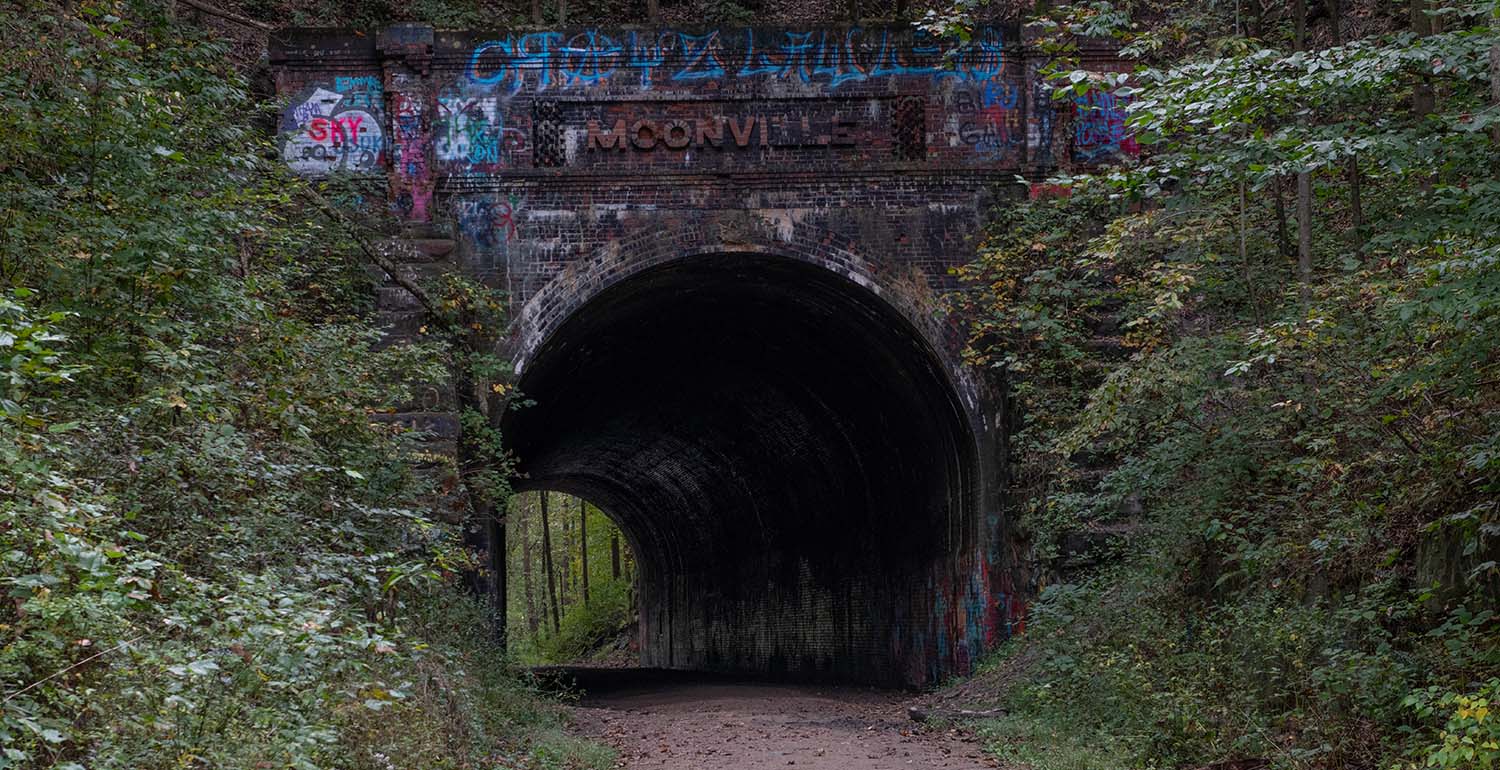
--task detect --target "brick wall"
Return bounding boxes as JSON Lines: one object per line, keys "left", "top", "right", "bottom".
{"left": 270, "top": 23, "right": 1129, "bottom": 686}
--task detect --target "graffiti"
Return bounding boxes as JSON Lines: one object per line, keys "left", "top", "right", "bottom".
{"left": 674, "top": 31, "right": 727, "bottom": 81}
{"left": 280, "top": 85, "right": 384, "bottom": 175}
{"left": 390, "top": 92, "right": 433, "bottom": 221}
{"left": 954, "top": 77, "right": 1023, "bottom": 161}
{"left": 1072, "top": 88, "right": 1138, "bottom": 163}
{"left": 1029, "top": 78, "right": 1056, "bottom": 168}
{"left": 469, "top": 32, "right": 563, "bottom": 93}
{"left": 466, "top": 26, "right": 1008, "bottom": 91}
{"left": 625, "top": 31, "right": 670, "bottom": 90}
{"left": 332, "top": 75, "right": 382, "bottom": 108}
{"left": 560, "top": 29, "right": 624, "bottom": 86}
{"left": 434, "top": 94, "right": 527, "bottom": 168}
{"left": 452, "top": 195, "right": 523, "bottom": 249}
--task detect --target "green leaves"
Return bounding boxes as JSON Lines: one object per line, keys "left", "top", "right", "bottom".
{"left": 0, "top": 4, "right": 595, "bottom": 769}
{"left": 961, "top": 2, "right": 1500, "bottom": 767}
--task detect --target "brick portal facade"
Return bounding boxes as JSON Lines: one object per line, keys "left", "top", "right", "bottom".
{"left": 271, "top": 23, "right": 1129, "bottom": 686}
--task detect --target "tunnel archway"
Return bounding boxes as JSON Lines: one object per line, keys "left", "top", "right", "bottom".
{"left": 502, "top": 252, "right": 991, "bottom": 686}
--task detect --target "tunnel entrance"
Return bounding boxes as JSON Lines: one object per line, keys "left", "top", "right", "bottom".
{"left": 502, "top": 254, "right": 985, "bottom": 686}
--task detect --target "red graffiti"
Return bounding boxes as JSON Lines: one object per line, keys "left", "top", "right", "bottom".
{"left": 305, "top": 115, "right": 365, "bottom": 143}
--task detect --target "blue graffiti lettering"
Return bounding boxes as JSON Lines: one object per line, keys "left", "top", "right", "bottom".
{"left": 517, "top": 32, "right": 562, "bottom": 91}
{"left": 810, "top": 28, "right": 868, "bottom": 86}
{"left": 468, "top": 26, "right": 1015, "bottom": 91}
{"left": 628, "top": 30, "right": 671, "bottom": 90}
{"left": 560, "top": 29, "right": 622, "bottom": 86}
{"left": 673, "top": 31, "right": 725, "bottom": 81}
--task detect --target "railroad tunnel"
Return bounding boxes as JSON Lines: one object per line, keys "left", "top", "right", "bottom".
{"left": 501, "top": 254, "right": 993, "bottom": 686}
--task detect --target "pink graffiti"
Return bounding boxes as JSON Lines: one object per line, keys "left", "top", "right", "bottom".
{"left": 390, "top": 93, "right": 433, "bottom": 222}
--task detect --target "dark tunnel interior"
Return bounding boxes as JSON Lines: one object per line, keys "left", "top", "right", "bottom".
{"left": 502, "top": 254, "right": 980, "bottom": 685}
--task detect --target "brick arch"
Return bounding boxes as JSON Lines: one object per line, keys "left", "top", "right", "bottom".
{"left": 507, "top": 220, "right": 981, "bottom": 415}
{"left": 499, "top": 222, "right": 1009, "bottom": 686}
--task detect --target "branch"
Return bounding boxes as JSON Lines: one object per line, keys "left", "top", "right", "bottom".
{"left": 907, "top": 705, "right": 1008, "bottom": 723}
{"left": 4, "top": 634, "right": 147, "bottom": 704}
{"left": 178, "top": 0, "right": 274, "bottom": 32}
{"left": 296, "top": 186, "right": 439, "bottom": 318}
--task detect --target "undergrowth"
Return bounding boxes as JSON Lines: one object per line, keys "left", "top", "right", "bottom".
{"left": 0, "top": 3, "right": 607, "bottom": 767}
{"left": 956, "top": 2, "right": 1500, "bottom": 768}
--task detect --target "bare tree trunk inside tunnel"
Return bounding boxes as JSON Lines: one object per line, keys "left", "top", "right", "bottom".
{"left": 611, "top": 533, "right": 622, "bottom": 581}
{"left": 521, "top": 498, "right": 539, "bottom": 635}
{"left": 540, "top": 491, "right": 560, "bottom": 635}
{"left": 560, "top": 494, "right": 572, "bottom": 603}
{"left": 580, "top": 498, "right": 590, "bottom": 605}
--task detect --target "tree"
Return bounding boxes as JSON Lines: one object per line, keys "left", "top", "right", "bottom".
{"left": 539, "top": 491, "right": 560, "bottom": 634}
{"left": 953, "top": 1, "right": 1500, "bottom": 765}
{"left": 1294, "top": 0, "right": 1314, "bottom": 306}
{"left": 520, "top": 498, "right": 540, "bottom": 635}
{"left": 579, "top": 498, "right": 591, "bottom": 605}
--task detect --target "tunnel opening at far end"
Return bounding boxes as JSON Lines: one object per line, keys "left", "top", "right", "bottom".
{"left": 502, "top": 254, "right": 995, "bottom": 687}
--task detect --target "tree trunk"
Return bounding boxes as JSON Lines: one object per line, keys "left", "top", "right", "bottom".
{"left": 560, "top": 494, "right": 572, "bottom": 603}
{"left": 531, "top": 0, "right": 541, "bottom": 24}
{"left": 646, "top": 0, "right": 659, "bottom": 23}
{"left": 489, "top": 517, "right": 506, "bottom": 643}
{"left": 1297, "top": 172, "right": 1313, "bottom": 305}
{"left": 557, "top": 0, "right": 567, "bottom": 26}
{"left": 451, "top": 305, "right": 505, "bottom": 648}
{"left": 1294, "top": 0, "right": 1313, "bottom": 308}
{"left": 1273, "top": 176, "right": 1293, "bottom": 258}
{"left": 1412, "top": 0, "right": 1436, "bottom": 191}
{"left": 579, "top": 498, "right": 591, "bottom": 605}
{"left": 1293, "top": 0, "right": 1306, "bottom": 50}
{"left": 1240, "top": 180, "right": 1263, "bottom": 324}
{"left": 1410, "top": 0, "right": 1435, "bottom": 113}
{"left": 611, "top": 533, "right": 622, "bottom": 580}
{"left": 1491, "top": 4, "right": 1500, "bottom": 144}
{"left": 540, "top": 491, "right": 560, "bottom": 635}
{"left": 521, "top": 499, "right": 539, "bottom": 635}
{"left": 1349, "top": 154, "right": 1365, "bottom": 254}
{"left": 1330, "top": 0, "right": 1343, "bottom": 46}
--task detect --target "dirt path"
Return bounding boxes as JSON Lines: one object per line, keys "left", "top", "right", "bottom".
{"left": 567, "top": 679, "right": 1002, "bottom": 770}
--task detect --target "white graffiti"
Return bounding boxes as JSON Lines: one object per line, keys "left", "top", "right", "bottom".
{"left": 281, "top": 86, "right": 384, "bottom": 175}
{"left": 434, "top": 95, "right": 525, "bottom": 167}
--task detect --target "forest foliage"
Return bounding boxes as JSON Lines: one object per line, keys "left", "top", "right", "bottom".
{"left": 4, "top": 0, "right": 1499, "bottom": 768}
{"left": 504, "top": 492, "right": 638, "bottom": 665}
{"left": 953, "top": 1, "right": 1500, "bottom": 768}
{"left": 0, "top": 3, "right": 607, "bottom": 767}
